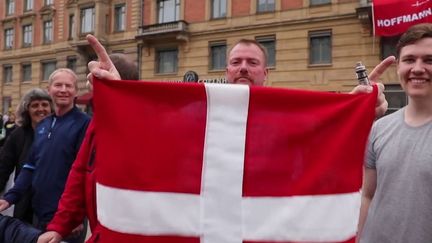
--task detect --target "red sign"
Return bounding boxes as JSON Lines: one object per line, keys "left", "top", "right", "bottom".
{"left": 93, "top": 79, "right": 377, "bottom": 243}
{"left": 373, "top": 0, "right": 432, "bottom": 36}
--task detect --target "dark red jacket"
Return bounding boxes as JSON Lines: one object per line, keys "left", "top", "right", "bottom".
{"left": 46, "top": 120, "right": 100, "bottom": 242}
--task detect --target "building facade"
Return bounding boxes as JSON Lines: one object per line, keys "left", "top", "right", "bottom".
{"left": 0, "top": 0, "right": 405, "bottom": 115}
{"left": 0, "top": 0, "right": 140, "bottom": 113}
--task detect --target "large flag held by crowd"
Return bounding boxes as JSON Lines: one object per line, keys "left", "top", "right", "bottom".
{"left": 92, "top": 79, "right": 377, "bottom": 243}
{"left": 373, "top": 0, "right": 432, "bottom": 36}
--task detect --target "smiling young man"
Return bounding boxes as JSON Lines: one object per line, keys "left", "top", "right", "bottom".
{"left": 0, "top": 68, "right": 90, "bottom": 243}
{"left": 357, "top": 23, "right": 432, "bottom": 243}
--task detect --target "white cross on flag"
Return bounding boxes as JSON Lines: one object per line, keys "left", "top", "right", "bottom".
{"left": 92, "top": 79, "right": 376, "bottom": 243}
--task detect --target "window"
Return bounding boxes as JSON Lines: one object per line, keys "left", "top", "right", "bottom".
{"left": 81, "top": 7, "right": 95, "bottom": 33}
{"left": 4, "top": 29, "right": 14, "bottom": 49}
{"left": 310, "top": 0, "right": 331, "bottom": 5}
{"left": 67, "top": 56, "right": 77, "bottom": 72}
{"left": 210, "top": 42, "right": 226, "bottom": 70}
{"left": 69, "top": 14, "right": 75, "bottom": 39}
{"left": 257, "top": 0, "right": 275, "bottom": 13}
{"left": 3, "top": 66, "right": 12, "bottom": 84}
{"left": 24, "top": 0, "right": 33, "bottom": 11}
{"left": 23, "top": 25, "right": 32, "bottom": 47}
{"left": 6, "top": 0, "right": 15, "bottom": 15}
{"left": 256, "top": 36, "right": 276, "bottom": 67}
{"left": 44, "top": 0, "right": 53, "bottom": 6}
{"left": 212, "top": 0, "right": 226, "bottom": 19}
{"left": 42, "top": 61, "right": 56, "bottom": 80}
{"left": 309, "top": 30, "right": 332, "bottom": 65}
{"left": 114, "top": 4, "right": 126, "bottom": 31}
{"left": 156, "top": 49, "right": 178, "bottom": 73}
{"left": 22, "top": 64, "right": 32, "bottom": 82}
{"left": 43, "top": 21, "right": 53, "bottom": 44}
{"left": 384, "top": 84, "right": 407, "bottom": 115}
{"left": 381, "top": 35, "right": 400, "bottom": 60}
{"left": 158, "top": 0, "right": 180, "bottom": 23}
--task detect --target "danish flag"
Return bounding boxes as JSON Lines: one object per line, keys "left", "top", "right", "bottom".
{"left": 92, "top": 80, "right": 376, "bottom": 243}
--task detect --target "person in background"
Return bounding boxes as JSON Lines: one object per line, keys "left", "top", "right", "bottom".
{"left": 0, "top": 68, "right": 91, "bottom": 243}
{"left": 2, "top": 113, "right": 9, "bottom": 127}
{"left": 0, "top": 88, "right": 53, "bottom": 224}
{"left": 3, "top": 113, "right": 17, "bottom": 137}
{"left": 0, "top": 115, "right": 4, "bottom": 148}
{"left": 39, "top": 53, "right": 139, "bottom": 243}
{"left": 0, "top": 214, "right": 42, "bottom": 243}
{"left": 357, "top": 23, "right": 432, "bottom": 243}
{"left": 0, "top": 113, "right": 17, "bottom": 148}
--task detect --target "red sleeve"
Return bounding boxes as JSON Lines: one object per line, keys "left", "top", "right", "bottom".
{"left": 46, "top": 120, "right": 95, "bottom": 237}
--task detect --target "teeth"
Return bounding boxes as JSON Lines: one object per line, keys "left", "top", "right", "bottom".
{"left": 410, "top": 79, "right": 427, "bottom": 84}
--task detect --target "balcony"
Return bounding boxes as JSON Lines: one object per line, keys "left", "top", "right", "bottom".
{"left": 136, "top": 20, "right": 189, "bottom": 43}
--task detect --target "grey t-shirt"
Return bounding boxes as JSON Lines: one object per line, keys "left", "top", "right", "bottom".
{"left": 360, "top": 108, "right": 432, "bottom": 243}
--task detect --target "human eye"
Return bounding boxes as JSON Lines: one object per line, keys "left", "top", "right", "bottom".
{"left": 424, "top": 56, "right": 432, "bottom": 64}
{"left": 230, "top": 60, "right": 240, "bottom": 65}
{"left": 401, "top": 57, "right": 415, "bottom": 63}
{"left": 249, "top": 59, "right": 259, "bottom": 65}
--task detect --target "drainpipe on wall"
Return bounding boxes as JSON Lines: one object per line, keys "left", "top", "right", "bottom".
{"left": 137, "top": 0, "right": 144, "bottom": 79}
{"left": 137, "top": 43, "right": 143, "bottom": 80}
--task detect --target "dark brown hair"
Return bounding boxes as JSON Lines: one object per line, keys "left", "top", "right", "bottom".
{"left": 109, "top": 53, "right": 139, "bottom": 80}
{"left": 396, "top": 23, "right": 432, "bottom": 59}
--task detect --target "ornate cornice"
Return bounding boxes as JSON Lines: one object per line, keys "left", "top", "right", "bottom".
{"left": 0, "top": 16, "right": 17, "bottom": 26}
{"left": 39, "top": 5, "right": 56, "bottom": 19}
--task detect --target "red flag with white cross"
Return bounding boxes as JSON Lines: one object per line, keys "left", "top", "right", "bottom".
{"left": 92, "top": 79, "right": 376, "bottom": 243}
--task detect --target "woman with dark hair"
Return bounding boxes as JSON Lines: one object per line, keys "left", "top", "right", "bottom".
{"left": 0, "top": 88, "right": 53, "bottom": 223}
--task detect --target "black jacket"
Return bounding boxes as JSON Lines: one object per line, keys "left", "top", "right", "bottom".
{"left": 0, "top": 126, "right": 34, "bottom": 223}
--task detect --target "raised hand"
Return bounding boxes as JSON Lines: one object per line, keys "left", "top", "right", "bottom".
{"left": 86, "top": 34, "right": 121, "bottom": 90}
{"left": 350, "top": 56, "right": 396, "bottom": 117}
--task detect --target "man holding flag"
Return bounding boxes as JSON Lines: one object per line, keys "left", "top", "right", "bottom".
{"left": 38, "top": 35, "right": 393, "bottom": 243}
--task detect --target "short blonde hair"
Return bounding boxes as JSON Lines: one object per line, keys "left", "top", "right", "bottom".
{"left": 228, "top": 39, "right": 269, "bottom": 67}
{"left": 48, "top": 68, "right": 79, "bottom": 90}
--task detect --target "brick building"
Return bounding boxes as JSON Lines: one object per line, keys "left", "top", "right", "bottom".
{"left": 0, "top": 0, "right": 139, "bottom": 113}
{"left": 0, "top": 0, "right": 405, "bottom": 115}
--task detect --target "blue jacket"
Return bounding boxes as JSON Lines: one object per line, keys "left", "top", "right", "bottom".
{"left": 0, "top": 215, "right": 40, "bottom": 243}
{"left": 4, "top": 106, "right": 90, "bottom": 227}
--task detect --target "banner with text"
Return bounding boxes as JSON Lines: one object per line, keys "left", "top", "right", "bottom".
{"left": 373, "top": 0, "right": 432, "bottom": 36}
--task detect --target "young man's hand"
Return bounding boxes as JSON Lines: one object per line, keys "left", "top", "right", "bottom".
{"left": 350, "top": 56, "right": 396, "bottom": 117}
